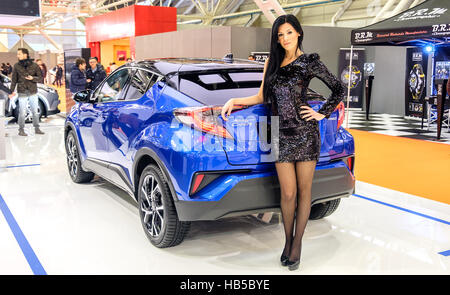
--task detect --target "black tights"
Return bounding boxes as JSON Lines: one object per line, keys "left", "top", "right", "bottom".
{"left": 275, "top": 160, "right": 316, "bottom": 261}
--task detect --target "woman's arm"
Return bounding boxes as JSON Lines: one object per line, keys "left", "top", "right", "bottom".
{"left": 308, "top": 53, "right": 345, "bottom": 119}
{"left": 221, "top": 58, "right": 269, "bottom": 120}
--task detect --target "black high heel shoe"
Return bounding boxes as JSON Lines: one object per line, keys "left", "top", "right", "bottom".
{"left": 286, "top": 259, "right": 300, "bottom": 271}
{"left": 280, "top": 254, "right": 289, "bottom": 266}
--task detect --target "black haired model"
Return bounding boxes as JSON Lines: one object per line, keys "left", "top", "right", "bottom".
{"left": 221, "top": 14, "right": 345, "bottom": 270}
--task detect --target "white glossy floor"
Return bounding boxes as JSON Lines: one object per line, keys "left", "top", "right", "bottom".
{"left": 0, "top": 116, "right": 449, "bottom": 275}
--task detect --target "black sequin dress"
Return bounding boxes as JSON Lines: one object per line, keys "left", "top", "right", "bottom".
{"left": 269, "top": 53, "right": 346, "bottom": 163}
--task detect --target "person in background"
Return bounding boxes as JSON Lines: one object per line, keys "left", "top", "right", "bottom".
{"left": 1, "top": 63, "right": 7, "bottom": 75}
{"left": 6, "top": 63, "right": 12, "bottom": 76}
{"left": 0, "top": 75, "right": 11, "bottom": 137}
{"left": 109, "top": 62, "right": 118, "bottom": 73}
{"left": 52, "top": 64, "right": 63, "bottom": 87}
{"left": 248, "top": 55, "right": 255, "bottom": 61}
{"left": 8, "top": 48, "right": 44, "bottom": 136}
{"left": 126, "top": 57, "right": 133, "bottom": 63}
{"left": 86, "top": 57, "right": 106, "bottom": 90}
{"left": 69, "top": 58, "right": 87, "bottom": 95}
{"left": 36, "top": 59, "right": 48, "bottom": 84}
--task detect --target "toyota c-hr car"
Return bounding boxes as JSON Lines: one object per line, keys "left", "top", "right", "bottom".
{"left": 64, "top": 58, "right": 355, "bottom": 248}
{"left": 0, "top": 73, "right": 60, "bottom": 122}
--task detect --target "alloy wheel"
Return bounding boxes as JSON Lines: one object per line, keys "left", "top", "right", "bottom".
{"left": 140, "top": 175, "right": 165, "bottom": 238}
{"left": 66, "top": 135, "right": 78, "bottom": 178}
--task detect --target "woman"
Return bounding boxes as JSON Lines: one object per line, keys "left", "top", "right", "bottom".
{"left": 36, "top": 59, "right": 48, "bottom": 84}
{"left": 221, "top": 15, "right": 345, "bottom": 271}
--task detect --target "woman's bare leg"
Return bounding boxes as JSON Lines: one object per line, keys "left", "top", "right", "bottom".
{"left": 275, "top": 162, "right": 297, "bottom": 258}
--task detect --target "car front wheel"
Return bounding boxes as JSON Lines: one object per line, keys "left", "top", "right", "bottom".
{"left": 65, "top": 130, "right": 94, "bottom": 183}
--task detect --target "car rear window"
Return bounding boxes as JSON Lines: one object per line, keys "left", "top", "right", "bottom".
{"left": 178, "top": 70, "right": 263, "bottom": 105}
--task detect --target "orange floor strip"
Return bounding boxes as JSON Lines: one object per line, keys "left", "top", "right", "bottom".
{"left": 346, "top": 128, "right": 450, "bottom": 205}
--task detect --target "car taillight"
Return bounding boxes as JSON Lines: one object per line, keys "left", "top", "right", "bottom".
{"left": 336, "top": 102, "right": 345, "bottom": 129}
{"left": 174, "top": 105, "right": 246, "bottom": 139}
{"left": 346, "top": 156, "right": 355, "bottom": 174}
{"left": 191, "top": 173, "right": 205, "bottom": 195}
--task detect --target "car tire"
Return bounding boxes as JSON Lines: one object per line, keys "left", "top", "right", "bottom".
{"left": 138, "top": 164, "right": 190, "bottom": 248}
{"left": 65, "top": 130, "right": 95, "bottom": 183}
{"left": 309, "top": 198, "right": 341, "bottom": 220}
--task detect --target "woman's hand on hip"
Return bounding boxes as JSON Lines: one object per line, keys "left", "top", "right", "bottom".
{"left": 221, "top": 98, "right": 235, "bottom": 121}
{"left": 299, "top": 105, "right": 325, "bottom": 121}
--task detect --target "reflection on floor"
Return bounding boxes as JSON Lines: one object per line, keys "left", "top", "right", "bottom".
{"left": 0, "top": 116, "right": 449, "bottom": 275}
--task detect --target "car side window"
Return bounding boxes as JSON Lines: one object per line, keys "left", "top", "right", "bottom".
{"left": 123, "top": 70, "right": 155, "bottom": 101}
{"left": 96, "top": 69, "right": 131, "bottom": 102}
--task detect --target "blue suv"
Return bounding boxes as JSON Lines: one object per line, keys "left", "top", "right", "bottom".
{"left": 65, "top": 58, "right": 355, "bottom": 248}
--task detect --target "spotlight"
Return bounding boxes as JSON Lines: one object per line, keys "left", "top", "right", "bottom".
{"left": 425, "top": 45, "right": 434, "bottom": 53}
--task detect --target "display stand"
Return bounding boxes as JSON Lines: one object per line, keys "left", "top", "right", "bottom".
{"left": 434, "top": 79, "right": 448, "bottom": 140}
{"left": 364, "top": 76, "right": 374, "bottom": 120}
{"left": 0, "top": 99, "right": 6, "bottom": 170}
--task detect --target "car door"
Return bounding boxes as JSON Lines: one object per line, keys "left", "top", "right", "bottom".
{"left": 78, "top": 68, "right": 130, "bottom": 175}
{"left": 106, "top": 69, "right": 161, "bottom": 179}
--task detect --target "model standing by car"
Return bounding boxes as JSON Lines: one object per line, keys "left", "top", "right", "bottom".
{"left": 9, "top": 48, "right": 45, "bottom": 136}
{"left": 221, "top": 14, "right": 345, "bottom": 270}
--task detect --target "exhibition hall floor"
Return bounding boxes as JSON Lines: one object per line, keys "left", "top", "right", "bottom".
{"left": 0, "top": 115, "right": 449, "bottom": 275}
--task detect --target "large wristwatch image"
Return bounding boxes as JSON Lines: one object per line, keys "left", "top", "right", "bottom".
{"left": 408, "top": 63, "right": 425, "bottom": 101}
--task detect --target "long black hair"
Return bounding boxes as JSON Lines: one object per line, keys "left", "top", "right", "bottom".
{"left": 263, "top": 14, "right": 304, "bottom": 105}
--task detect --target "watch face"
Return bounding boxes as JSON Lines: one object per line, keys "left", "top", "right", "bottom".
{"left": 341, "top": 65, "right": 362, "bottom": 89}
{"left": 364, "top": 63, "right": 375, "bottom": 76}
{"left": 409, "top": 64, "right": 425, "bottom": 101}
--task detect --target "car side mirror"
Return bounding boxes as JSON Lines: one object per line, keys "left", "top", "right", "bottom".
{"left": 73, "top": 90, "right": 92, "bottom": 103}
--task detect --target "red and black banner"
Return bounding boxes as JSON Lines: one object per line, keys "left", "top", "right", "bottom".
{"left": 351, "top": 0, "right": 450, "bottom": 46}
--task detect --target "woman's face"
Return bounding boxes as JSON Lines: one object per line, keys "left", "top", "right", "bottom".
{"left": 277, "top": 22, "right": 300, "bottom": 53}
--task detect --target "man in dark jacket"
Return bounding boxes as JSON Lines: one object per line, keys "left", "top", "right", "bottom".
{"left": 9, "top": 48, "right": 44, "bottom": 136}
{"left": 69, "top": 58, "right": 87, "bottom": 94}
{"left": 86, "top": 57, "right": 106, "bottom": 90}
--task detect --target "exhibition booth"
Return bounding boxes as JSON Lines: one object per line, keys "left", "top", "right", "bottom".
{"left": 351, "top": 0, "right": 450, "bottom": 139}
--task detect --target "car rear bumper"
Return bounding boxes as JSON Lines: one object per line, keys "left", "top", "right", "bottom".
{"left": 175, "top": 163, "right": 355, "bottom": 221}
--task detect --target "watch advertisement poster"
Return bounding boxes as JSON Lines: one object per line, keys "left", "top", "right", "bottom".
{"left": 338, "top": 48, "right": 365, "bottom": 108}
{"left": 405, "top": 48, "right": 428, "bottom": 117}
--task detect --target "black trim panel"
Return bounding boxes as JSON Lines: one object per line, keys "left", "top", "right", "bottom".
{"left": 175, "top": 166, "right": 355, "bottom": 221}
{"left": 83, "top": 158, "right": 134, "bottom": 197}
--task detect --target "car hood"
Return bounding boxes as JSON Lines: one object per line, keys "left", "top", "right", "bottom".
{"left": 2, "top": 81, "right": 56, "bottom": 93}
